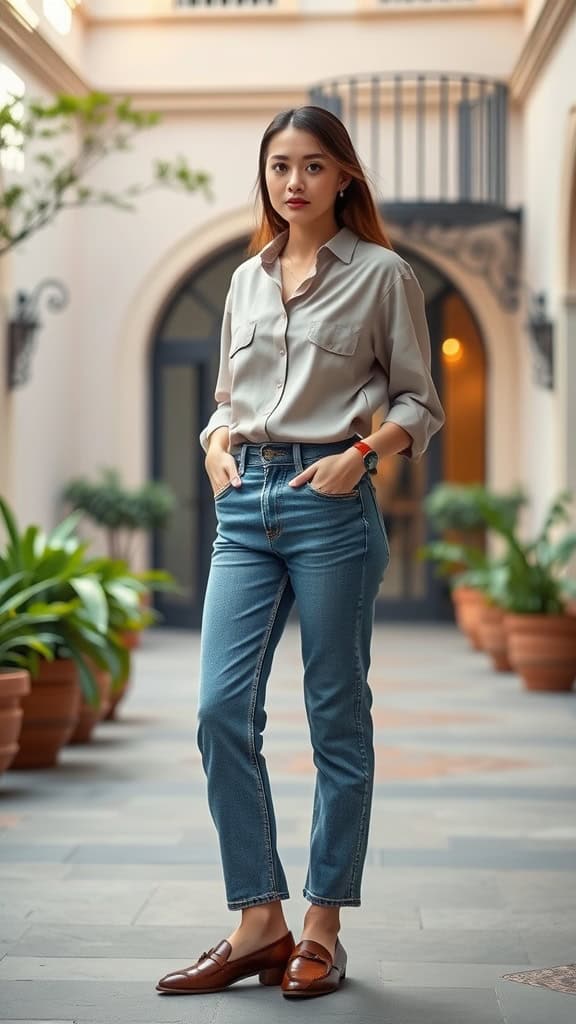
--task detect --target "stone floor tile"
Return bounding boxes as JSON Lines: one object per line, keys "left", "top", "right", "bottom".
{"left": 1, "top": 624, "right": 574, "bottom": 1023}
{"left": 63, "top": 862, "right": 224, "bottom": 881}
{"left": 420, "top": 907, "right": 576, "bottom": 930}
{"left": 0, "top": 920, "right": 31, "bottom": 943}
{"left": 0, "top": 982, "right": 216, "bottom": 1023}
{"left": 0, "top": 956, "right": 206, "bottom": 981}
{"left": 379, "top": 961, "right": 532, "bottom": 988}
{"left": 521, "top": 931, "right": 576, "bottom": 965}
{"left": 9, "top": 924, "right": 230, "bottom": 958}
{"left": 495, "top": 980, "right": 576, "bottom": 1024}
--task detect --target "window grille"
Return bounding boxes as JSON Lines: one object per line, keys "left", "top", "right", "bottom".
{"left": 175, "top": 1, "right": 277, "bottom": 9}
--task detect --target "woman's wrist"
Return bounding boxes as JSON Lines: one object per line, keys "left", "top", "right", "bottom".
{"left": 206, "top": 426, "right": 230, "bottom": 454}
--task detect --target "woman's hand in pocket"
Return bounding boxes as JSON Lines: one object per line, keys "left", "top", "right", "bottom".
{"left": 288, "top": 449, "right": 364, "bottom": 494}
{"left": 205, "top": 430, "right": 241, "bottom": 496}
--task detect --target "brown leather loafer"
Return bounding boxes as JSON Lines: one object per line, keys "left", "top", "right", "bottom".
{"left": 281, "top": 937, "right": 347, "bottom": 997}
{"left": 156, "top": 930, "right": 295, "bottom": 994}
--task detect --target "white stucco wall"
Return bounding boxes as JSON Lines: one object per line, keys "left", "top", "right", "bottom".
{"left": 519, "top": 9, "right": 576, "bottom": 528}
{"left": 85, "top": 12, "right": 524, "bottom": 91}
{"left": 0, "top": 46, "right": 82, "bottom": 527}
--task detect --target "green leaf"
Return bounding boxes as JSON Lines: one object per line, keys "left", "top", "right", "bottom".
{"left": 69, "top": 576, "right": 109, "bottom": 634}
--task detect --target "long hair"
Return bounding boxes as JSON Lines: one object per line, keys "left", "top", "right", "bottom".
{"left": 247, "top": 105, "right": 392, "bottom": 256}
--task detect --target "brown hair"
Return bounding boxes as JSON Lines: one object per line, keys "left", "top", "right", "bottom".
{"left": 246, "top": 105, "right": 392, "bottom": 256}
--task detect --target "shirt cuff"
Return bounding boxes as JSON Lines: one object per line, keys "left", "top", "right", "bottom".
{"left": 384, "top": 404, "right": 432, "bottom": 461}
{"left": 199, "top": 408, "right": 231, "bottom": 453}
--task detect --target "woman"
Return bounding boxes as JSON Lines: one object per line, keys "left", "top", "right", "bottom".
{"left": 157, "top": 106, "right": 444, "bottom": 999}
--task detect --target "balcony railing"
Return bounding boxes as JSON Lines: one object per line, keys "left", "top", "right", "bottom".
{"left": 309, "top": 72, "right": 508, "bottom": 207}
{"left": 174, "top": 1, "right": 278, "bottom": 7}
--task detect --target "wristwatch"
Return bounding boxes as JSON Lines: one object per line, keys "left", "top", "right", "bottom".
{"left": 353, "top": 440, "right": 379, "bottom": 475}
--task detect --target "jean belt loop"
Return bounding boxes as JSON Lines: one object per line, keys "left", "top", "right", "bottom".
{"left": 292, "top": 442, "right": 304, "bottom": 474}
{"left": 237, "top": 444, "right": 247, "bottom": 477}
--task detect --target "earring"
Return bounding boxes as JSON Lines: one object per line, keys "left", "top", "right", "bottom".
{"left": 339, "top": 189, "right": 345, "bottom": 198}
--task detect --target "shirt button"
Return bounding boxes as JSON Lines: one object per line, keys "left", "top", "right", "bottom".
{"left": 279, "top": 349, "right": 285, "bottom": 356}
{"left": 276, "top": 383, "right": 282, "bottom": 389}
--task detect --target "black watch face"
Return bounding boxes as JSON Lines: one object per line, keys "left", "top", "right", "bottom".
{"left": 365, "top": 451, "right": 379, "bottom": 473}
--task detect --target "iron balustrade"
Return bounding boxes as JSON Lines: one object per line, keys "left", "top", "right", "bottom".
{"left": 309, "top": 72, "right": 508, "bottom": 206}
{"left": 174, "top": 1, "right": 277, "bottom": 7}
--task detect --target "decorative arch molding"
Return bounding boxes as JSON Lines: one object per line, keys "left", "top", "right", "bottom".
{"left": 387, "top": 225, "right": 521, "bottom": 493}
{"left": 116, "top": 206, "right": 253, "bottom": 489}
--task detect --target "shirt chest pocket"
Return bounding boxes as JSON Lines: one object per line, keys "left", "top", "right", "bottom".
{"left": 230, "top": 320, "right": 257, "bottom": 357}
{"left": 307, "top": 321, "right": 361, "bottom": 357}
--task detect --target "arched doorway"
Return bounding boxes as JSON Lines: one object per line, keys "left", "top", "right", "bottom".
{"left": 151, "top": 239, "right": 486, "bottom": 627}
{"left": 151, "top": 239, "right": 247, "bottom": 628}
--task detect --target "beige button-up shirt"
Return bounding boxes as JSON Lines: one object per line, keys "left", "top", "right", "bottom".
{"left": 199, "top": 226, "right": 444, "bottom": 459}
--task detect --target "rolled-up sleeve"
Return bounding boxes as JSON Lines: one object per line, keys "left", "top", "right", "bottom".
{"left": 376, "top": 270, "right": 445, "bottom": 460}
{"left": 199, "top": 287, "right": 233, "bottom": 452}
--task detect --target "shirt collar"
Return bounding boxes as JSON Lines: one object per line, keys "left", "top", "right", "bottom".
{"left": 259, "top": 226, "right": 359, "bottom": 267}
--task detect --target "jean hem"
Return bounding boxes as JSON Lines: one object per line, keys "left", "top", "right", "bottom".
{"left": 303, "top": 887, "right": 361, "bottom": 907}
{"left": 227, "top": 891, "right": 290, "bottom": 910}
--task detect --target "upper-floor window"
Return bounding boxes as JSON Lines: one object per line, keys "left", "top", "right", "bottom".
{"left": 0, "top": 64, "right": 26, "bottom": 174}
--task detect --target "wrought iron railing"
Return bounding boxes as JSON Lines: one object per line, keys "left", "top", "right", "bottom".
{"left": 309, "top": 72, "right": 508, "bottom": 206}
{"left": 175, "top": 1, "right": 277, "bottom": 7}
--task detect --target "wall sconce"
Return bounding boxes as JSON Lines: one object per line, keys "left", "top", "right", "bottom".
{"left": 7, "top": 279, "right": 69, "bottom": 389}
{"left": 527, "top": 291, "right": 554, "bottom": 390}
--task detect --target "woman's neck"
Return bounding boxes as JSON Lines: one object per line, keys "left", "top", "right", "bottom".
{"left": 281, "top": 218, "right": 341, "bottom": 264}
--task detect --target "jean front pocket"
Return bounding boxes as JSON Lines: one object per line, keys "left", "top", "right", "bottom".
{"left": 305, "top": 481, "right": 360, "bottom": 501}
{"left": 213, "top": 482, "right": 234, "bottom": 501}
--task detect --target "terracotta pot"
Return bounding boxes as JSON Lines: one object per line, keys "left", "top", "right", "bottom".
{"left": 504, "top": 614, "right": 576, "bottom": 691}
{"left": 67, "top": 661, "right": 112, "bottom": 744}
{"left": 477, "top": 605, "right": 512, "bottom": 672}
{"left": 121, "top": 628, "right": 141, "bottom": 651}
{"left": 451, "top": 586, "right": 486, "bottom": 650}
{"left": 0, "top": 669, "right": 31, "bottom": 774}
{"left": 9, "top": 659, "right": 81, "bottom": 769}
{"left": 103, "top": 674, "right": 131, "bottom": 721}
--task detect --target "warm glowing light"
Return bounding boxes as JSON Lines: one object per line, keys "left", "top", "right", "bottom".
{"left": 442, "top": 337, "right": 463, "bottom": 362}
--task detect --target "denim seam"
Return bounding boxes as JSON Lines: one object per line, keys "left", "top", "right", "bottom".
{"left": 228, "top": 889, "right": 290, "bottom": 910}
{"left": 246, "top": 569, "right": 291, "bottom": 898}
{"left": 347, "top": 485, "right": 372, "bottom": 901}
{"left": 303, "top": 886, "right": 361, "bottom": 907}
{"left": 367, "top": 479, "right": 391, "bottom": 563}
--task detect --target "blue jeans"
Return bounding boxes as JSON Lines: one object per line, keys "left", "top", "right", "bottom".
{"left": 197, "top": 438, "right": 390, "bottom": 909}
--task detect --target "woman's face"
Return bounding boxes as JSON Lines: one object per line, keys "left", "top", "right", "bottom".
{"left": 264, "top": 125, "right": 349, "bottom": 228}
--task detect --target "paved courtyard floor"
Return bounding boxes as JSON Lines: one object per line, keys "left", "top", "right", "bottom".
{"left": 0, "top": 622, "right": 575, "bottom": 1023}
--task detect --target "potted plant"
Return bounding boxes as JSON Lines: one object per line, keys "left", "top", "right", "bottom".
{"left": 480, "top": 492, "right": 576, "bottom": 691}
{"left": 68, "top": 558, "right": 176, "bottom": 735}
{"left": 422, "top": 484, "right": 526, "bottom": 649}
{"left": 418, "top": 540, "right": 489, "bottom": 649}
{"left": 458, "top": 561, "right": 513, "bottom": 672}
{"left": 62, "top": 469, "right": 176, "bottom": 563}
{"left": 62, "top": 469, "right": 176, "bottom": 647}
{"left": 0, "top": 572, "right": 65, "bottom": 774}
{"left": 0, "top": 498, "right": 129, "bottom": 767}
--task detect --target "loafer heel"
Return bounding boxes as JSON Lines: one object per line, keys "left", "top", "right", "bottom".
{"left": 259, "top": 965, "right": 285, "bottom": 986}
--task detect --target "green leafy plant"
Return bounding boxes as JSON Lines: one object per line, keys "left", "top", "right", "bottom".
{"left": 424, "top": 483, "right": 526, "bottom": 534}
{"left": 62, "top": 468, "right": 176, "bottom": 562}
{"left": 420, "top": 485, "right": 528, "bottom": 599}
{"left": 0, "top": 571, "right": 64, "bottom": 670}
{"left": 0, "top": 497, "right": 128, "bottom": 703}
{"left": 477, "top": 491, "right": 576, "bottom": 615}
{"left": 1, "top": 91, "right": 212, "bottom": 256}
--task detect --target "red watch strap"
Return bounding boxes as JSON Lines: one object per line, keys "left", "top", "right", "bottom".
{"left": 353, "top": 441, "right": 373, "bottom": 457}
